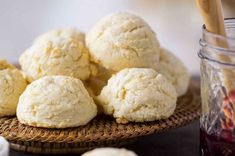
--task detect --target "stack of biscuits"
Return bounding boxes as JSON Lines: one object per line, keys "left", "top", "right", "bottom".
{"left": 0, "top": 12, "right": 190, "bottom": 128}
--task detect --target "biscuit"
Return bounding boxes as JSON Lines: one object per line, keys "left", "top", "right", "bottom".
{"left": 82, "top": 148, "right": 137, "bottom": 156}
{"left": 86, "top": 12, "right": 160, "bottom": 71}
{"left": 0, "top": 60, "right": 27, "bottom": 117}
{"left": 155, "top": 48, "right": 190, "bottom": 96}
{"left": 17, "top": 76, "right": 97, "bottom": 128}
{"left": 20, "top": 28, "right": 96, "bottom": 82}
{"left": 97, "top": 68, "right": 177, "bottom": 124}
{"left": 86, "top": 65, "right": 114, "bottom": 96}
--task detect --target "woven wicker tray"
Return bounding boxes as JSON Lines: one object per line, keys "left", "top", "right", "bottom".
{"left": 0, "top": 80, "right": 201, "bottom": 154}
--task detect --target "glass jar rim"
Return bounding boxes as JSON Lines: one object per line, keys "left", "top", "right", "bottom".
{"left": 199, "top": 18, "right": 235, "bottom": 67}
{"left": 200, "top": 18, "right": 235, "bottom": 53}
{"left": 202, "top": 18, "right": 235, "bottom": 40}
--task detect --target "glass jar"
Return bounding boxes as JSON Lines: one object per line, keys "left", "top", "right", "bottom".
{"left": 199, "top": 18, "right": 235, "bottom": 156}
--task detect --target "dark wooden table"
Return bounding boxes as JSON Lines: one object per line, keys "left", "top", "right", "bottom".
{"left": 10, "top": 120, "right": 200, "bottom": 156}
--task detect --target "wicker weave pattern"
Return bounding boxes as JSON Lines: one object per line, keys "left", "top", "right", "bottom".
{"left": 0, "top": 81, "right": 201, "bottom": 154}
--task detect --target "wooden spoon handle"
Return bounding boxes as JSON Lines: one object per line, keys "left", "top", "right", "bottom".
{"left": 196, "top": 0, "right": 226, "bottom": 35}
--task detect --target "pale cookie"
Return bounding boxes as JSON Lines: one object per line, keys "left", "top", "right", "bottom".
{"left": 155, "top": 48, "right": 190, "bottom": 97}
{"left": 17, "top": 76, "right": 97, "bottom": 128}
{"left": 86, "top": 65, "right": 114, "bottom": 96}
{"left": 86, "top": 12, "right": 160, "bottom": 72}
{"left": 82, "top": 148, "right": 137, "bottom": 156}
{"left": 20, "top": 28, "right": 96, "bottom": 82}
{"left": 97, "top": 68, "right": 177, "bottom": 124}
{"left": 0, "top": 60, "right": 27, "bottom": 117}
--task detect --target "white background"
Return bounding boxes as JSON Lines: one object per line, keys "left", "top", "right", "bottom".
{"left": 0, "top": 0, "right": 234, "bottom": 74}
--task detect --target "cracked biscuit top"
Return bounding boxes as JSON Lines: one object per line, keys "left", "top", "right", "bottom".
{"left": 97, "top": 68, "right": 177, "bottom": 124}
{"left": 86, "top": 12, "right": 160, "bottom": 72}
{"left": 0, "top": 60, "right": 27, "bottom": 117}
{"left": 20, "top": 28, "right": 96, "bottom": 82}
{"left": 17, "top": 76, "right": 97, "bottom": 128}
